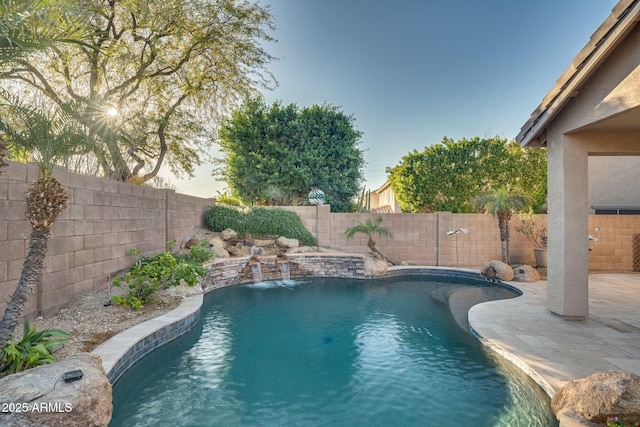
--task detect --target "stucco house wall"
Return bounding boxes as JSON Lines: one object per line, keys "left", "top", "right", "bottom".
{"left": 517, "top": 0, "right": 640, "bottom": 318}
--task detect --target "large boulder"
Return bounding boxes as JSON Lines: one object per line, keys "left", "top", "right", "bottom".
{"left": 184, "top": 237, "right": 200, "bottom": 249}
{"left": 207, "top": 237, "right": 230, "bottom": 258}
{"left": 513, "top": 265, "right": 541, "bottom": 282}
{"left": 551, "top": 370, "right": 640, "bottom": 426}
{"left": 253, "top": 238, "right": 275, "bottom": 247}
{"left": 364, "top": 252, "right": 388, "bottom": 276}
{"left": 480, "top": 260, "right": 514, "bottom": 281}
{"left": 221, "top": 229, "right": 238, "bottom": 241}
{"left": 275, "top": 236, "right": 299, "bottom": 249}
{"left": 0, "top": 353, "right": 112, "bottom": 427}
{"left": 227, "top": 242, "right": 251, "bottom": 256}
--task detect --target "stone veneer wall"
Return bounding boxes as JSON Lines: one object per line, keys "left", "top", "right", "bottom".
{"left": 0, "top": 161, "right": 213, "bottom": 319}
{"left": 202, "top": 254, "right": 366, "bottom": 292}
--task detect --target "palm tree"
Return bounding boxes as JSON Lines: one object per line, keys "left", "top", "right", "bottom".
{"left": 344, "top": 216, "right": 394, "bottom": 264}
{"left": 0, "top": 0, "right": 87, "bottom": 62}
{"left": 0, "top": 98, "right": 89, "bottom": 348}
{"left": 0, "top": 0, "right": 90, "bottom": 349}
{"left": 473, "top": 187, "right": 532, "bottom": 265}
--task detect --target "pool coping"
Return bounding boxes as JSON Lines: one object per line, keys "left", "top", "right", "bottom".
{"left": 92, "top": 292, "right": 203, "bottom": 384}
{"left": 93, "top": 263, "right": 525, "bottom": 386}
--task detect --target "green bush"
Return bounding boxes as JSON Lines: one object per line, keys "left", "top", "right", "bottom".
{"left": 204, "top": 205, "right": 317, "bottom": 246}
{"left": 1, "top": 321, "right": 70, "bottom": 374}
{"left": 204, "top": 204, "right": 246, "bottom": 233}
{"left": 111, "top": 242, "right": 215, "bottom": 310}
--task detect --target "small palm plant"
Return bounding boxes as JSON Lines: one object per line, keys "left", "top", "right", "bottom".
{"left": 473, "top": 187, "right": 532, "bottom": 265}
{"left": 344, "top": 216, "right": 394, "bottom": 264}
{"left": 0, "top": 98, "right": 89, "bottom": 348}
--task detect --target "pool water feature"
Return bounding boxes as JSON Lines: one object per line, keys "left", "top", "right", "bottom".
{"left": 110, "top": 276, "right": 558, "bottom": 427}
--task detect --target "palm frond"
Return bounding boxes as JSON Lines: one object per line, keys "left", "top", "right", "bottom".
{"left": 0, "top": 92, "right": 91, "bottom": 176}
{"left": 0, "top": 0, "right": 92, "bottom": 62}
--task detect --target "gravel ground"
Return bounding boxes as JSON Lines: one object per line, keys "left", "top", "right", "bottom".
{"left": 25, "top": 289, "right": 182, "bottom": 361}
{"left": 25, "top": 228, "right": 216, "bottom": 361}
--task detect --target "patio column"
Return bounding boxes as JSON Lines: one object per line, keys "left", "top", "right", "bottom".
{"left": 546, "top": 133, "right": 589, "bottom": 319}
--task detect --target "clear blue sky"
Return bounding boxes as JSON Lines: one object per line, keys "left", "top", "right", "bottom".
{"left": 174, "top": 0, "right": 618, "bottom": 198}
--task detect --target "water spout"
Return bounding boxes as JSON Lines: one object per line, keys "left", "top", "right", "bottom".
{"left": 250, "top": 262, "right": 263, "bottom": 283}
{"left": 250, "top": 246, "right": 265, "bottom": 256}
{"left": 278, "top": 262, "right": 291, "bottom": 281}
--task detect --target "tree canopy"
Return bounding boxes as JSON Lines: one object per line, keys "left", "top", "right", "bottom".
{"left": 0, "top": 0, "right": 276, "bottom": 183}
{"left": 387, "top": 136, "right": 547, "bottom": 213}
{"left": 217, "top": 98, "right": 365, "bottom": 212}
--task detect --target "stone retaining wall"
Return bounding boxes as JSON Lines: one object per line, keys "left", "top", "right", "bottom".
{"left": 202, "top": 254, "right": 366, "bottom": 292}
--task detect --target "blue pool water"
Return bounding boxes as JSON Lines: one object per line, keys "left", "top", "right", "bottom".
{"left": 110, "top": 277, "right": 558, "bottom": 426}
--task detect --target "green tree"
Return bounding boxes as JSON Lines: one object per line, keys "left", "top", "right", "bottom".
{"left": 387, "top": 136, "right": 546, "bottom": 213}
{"left": 0, "top": 97, "right": 89, "bottom": 349}
{"left": 0, "top": 0, "right": 90, "bottom": 349}
{"left": 218, "top": 98, "right": 365, "bottom": 212}
{"left": 1, "top": 0, "right": 276, "bottom": 183}
{"left": 344, "top": 217, "right": 393, "bottom": 264}
{"left": 473, "top": 187, "right": 532, "bottom": 264}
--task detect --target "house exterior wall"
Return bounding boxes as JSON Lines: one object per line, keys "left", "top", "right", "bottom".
{"left": 535, "top": 21, "right": 640, "bottom": 318}
{"left": 589, "top": 156, "right": 640, "bottom": 211}
{"left": 370, "top": 183, "right": 401, "bottom": 213}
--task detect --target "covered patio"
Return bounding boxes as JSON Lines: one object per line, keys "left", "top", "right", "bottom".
{"left": 516, "top": 0, "right": 640, "bottom": 318}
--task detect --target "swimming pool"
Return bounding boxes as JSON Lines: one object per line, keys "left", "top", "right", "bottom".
{"left": 110, "top": 276, "right": 557, "bottom": 426}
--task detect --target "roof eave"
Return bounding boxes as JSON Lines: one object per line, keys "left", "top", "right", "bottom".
{"left": 516, "top": 0, "right": 640, "bottom": 148}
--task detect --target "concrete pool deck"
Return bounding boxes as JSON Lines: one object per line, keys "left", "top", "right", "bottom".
{"left": 469, "top": 272, "right": 640, "bottom": 397}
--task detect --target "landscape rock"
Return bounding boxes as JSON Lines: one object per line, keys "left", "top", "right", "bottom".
{"left": 221, "top": 229, "right": 238, "bottom": 241}
{"left": 364, "top": 252, "right": 388, "bottom": 276}
{"left": 551, "top": 370, "right": 640, "bottom": 426}
{"left": 184, "top": 238, "right": 200, "bottom": 249}
{"left": 227, "top": 243, "right": 251, "bottom": 256}
{"left": 207, "top": 237, "right": 231, "bottom": 258}
{"left": 276, "top": 236, "right": 299, "bottom": 248}
{"left": 253, "top": 239, "right": 275, "bottom": 247}
{"left": 0, "top": 353, "right": 112, "bottom": 427}
{"left": 513, "top": 265, "right": 541, "bottom": 282}
{"left": 480, "top": 260, "right": 514, "bottom": 281}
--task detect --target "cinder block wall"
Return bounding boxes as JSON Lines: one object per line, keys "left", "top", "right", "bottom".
{"left": 2, "top": 160, "right": 636, "bottom": 320}
{"left": 0, "top": 162, "right": 213, "bottom": 319}
{"left": 280, "top": 207, "right": 637, "bottom": 271}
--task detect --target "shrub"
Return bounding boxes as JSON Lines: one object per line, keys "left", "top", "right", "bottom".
{"left": 1, "top": 321, "right": 70, "bottom": 374}
{"left": 204, "top": 204, "right": 246, "bottom": 234}
{"left": 204, "top": 204, "right": 317, "bottom": 246}
{"left": 111, "top": 242, "right": 215, "bottom": 309}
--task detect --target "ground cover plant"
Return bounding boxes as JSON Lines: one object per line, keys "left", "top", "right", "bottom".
{"left": 111, "top": 241, "right": 215, "bottom": 310}
{"left": 205, "top": 204, "right": 317, "bottom": 246}
{"left": 0, "top": 320, "right": 70, "bottom": 375}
